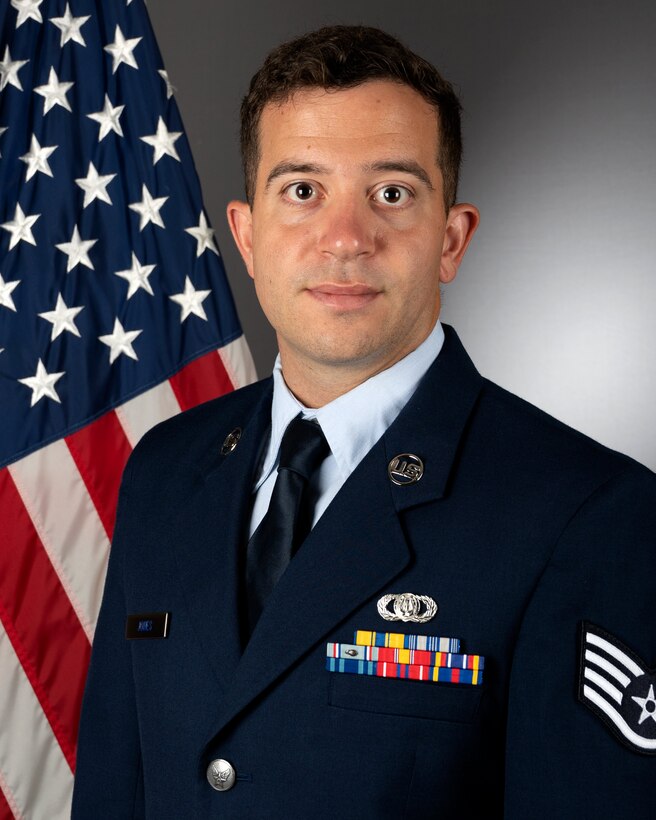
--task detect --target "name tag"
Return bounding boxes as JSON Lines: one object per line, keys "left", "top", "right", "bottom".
{"left": 125, "top": 612, "right": 170, "bottom": 639}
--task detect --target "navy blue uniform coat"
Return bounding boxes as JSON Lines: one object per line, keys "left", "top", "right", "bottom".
{"left": 72, "top": 326, "right": 656, "bottom": 818}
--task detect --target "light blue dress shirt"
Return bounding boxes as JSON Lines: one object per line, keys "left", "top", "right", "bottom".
{"left": 248, "top": 320, "right": 445, "bottom": 538}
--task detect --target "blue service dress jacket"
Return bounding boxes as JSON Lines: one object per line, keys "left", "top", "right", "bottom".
{"left": 72, "top": 325, "right": 656, "bottom": 819}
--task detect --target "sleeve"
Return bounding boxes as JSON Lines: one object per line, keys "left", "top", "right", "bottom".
{"left": 71, "top": 456, "right": 145, "bottom": 819}
{"left": 503, "top": 466, "right": 656, "bottom": 819}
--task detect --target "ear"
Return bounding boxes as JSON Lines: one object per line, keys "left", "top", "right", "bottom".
{"left": 439, "top": 203, "right": 480, "bottom": 284}
{"left": 226, "top": 200, "right": 255, "bottom": 279}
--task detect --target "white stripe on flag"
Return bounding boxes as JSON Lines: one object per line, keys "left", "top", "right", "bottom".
{"left": 218, "top": 335, "right": 258, "bottom": 389}
{"left": 585, "top": 649, "right": 632, "bottom": 688}
{"left": 0, "top": 623, "right": 73, "bottom": 820}
{"left": 586, "top": 632, "right": 643, "bottom": 677}
{"left": 115, "top": 379, "right": 182, "bottom": 448}
{"left": 583, "top": 684, "right": 656, "bottom": 752}
{"left": 584, "top": 667, "right": 623, "bottom": 705}
{"left": 0, "top": 768, "right": 23, "bottom": 820}
{"left": 8, "top": 440, "right": 111, "bottom": 641}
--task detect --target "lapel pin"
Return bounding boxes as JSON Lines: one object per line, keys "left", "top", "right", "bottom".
{"left": 388, "top": 453, "right": 423, "bottom": 485}
{"left": 377, "top": 592, "right": 438, "bottom": 623}
{"left": 220, "top": 427, "right": 241, "bottom": 455}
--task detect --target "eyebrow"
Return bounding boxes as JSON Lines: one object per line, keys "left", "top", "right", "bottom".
{"left": 363, "top": 160, "right": 435, "bottom": 191}
{"left": 265, "top": 162, "right": 328, "bottom": 189}
{"left": 264, "top": 159, "right": 435, "bottom": 191}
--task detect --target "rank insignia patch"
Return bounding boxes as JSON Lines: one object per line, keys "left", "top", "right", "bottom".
{"left": 579, "top": 621, "right": 656, "bottom": 755}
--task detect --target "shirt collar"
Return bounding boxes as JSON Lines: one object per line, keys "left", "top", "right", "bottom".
{"left": 255, "top": 320, "right": 445, "bottom": 490}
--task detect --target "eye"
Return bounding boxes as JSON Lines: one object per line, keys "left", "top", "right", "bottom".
{"left": 284, "top": 182, "right": 316, "bottom": 202}
{"left": 373, "top": 185, "right": 412, "bottom": 206}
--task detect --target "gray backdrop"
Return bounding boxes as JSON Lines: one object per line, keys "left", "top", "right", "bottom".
{"left": 148, "top": 0, "right": 656, "bottom": 470}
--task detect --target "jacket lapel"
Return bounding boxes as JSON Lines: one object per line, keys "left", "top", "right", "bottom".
{"left": 167, "top": 381, "right": 273, "bottom": 691}
{"left": 207, "top": 325, "right": 484, "bottom": 737}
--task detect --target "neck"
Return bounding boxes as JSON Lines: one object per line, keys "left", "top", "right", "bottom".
{"left": 280, "top": 362, "right": 376, "bottom": 408}
{"left": 279, "top": 345, "right": 422, "bottom": 408}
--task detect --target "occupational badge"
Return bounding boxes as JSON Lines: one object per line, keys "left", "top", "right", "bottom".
{"left": 377, "top": 592, "right": 437, "bottom": 623}
{"left": 578, "top": 621, "right": 656, "bottom": 755}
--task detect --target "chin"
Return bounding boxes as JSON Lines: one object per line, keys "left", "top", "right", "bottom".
{"left": 305, "top": 340, "right": 387, "bottom": 369}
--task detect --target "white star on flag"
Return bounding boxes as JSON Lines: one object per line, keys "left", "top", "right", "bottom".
{"left": 49, "top": 3, "right": 90, "bottom": 47}
{"left": 75, "top": 162, "right": 116, "bottom": 208}
{"left": 98, "top": 318, "right": 142, "bottom": 363}
{"left": 158, "top": 69, "right": 175, "bottom": 99}
{"left": 38, "top": 293, "right": 83, "bottom": 340}
{"left": 140, "top": 116, "right": 182, "bottom": 165}
{"left": 129, "top": 184, "right": 168, "bottom": 231}
{"left": 0, "top": 127, "right": 7, "bottom": 157}
{"left": 11, "top": 0, "right": 43, "bottom": 28}
{"left": 1, "top": 204, "right": 39, "bottom": 249}
{"left": 185, "top": 212, "right": 219, "bottom": 257}
{"left": 104, "top": 25, "right": 142, "bottom": 73}
{"left": 0, "top": 273, "right": 20, "bottom": 312}
{"left": 169, "top": 276, "right": 211, "bottom": 322}
{"left": 55, "top": 225, "right": 98, "bottom": 272}
{"left": 18, "top": 359, "right": 65, "bottom": 406}
{"left": 0, "top": 46, "right": 29, "bottom": 91}
{"left": 34, "top": 66, "right": 74, "bottom": 114}
{"left": 115, "top": 252, "right": 156, "bottom": 299}
{"left": 86, "top": 94, "right": 125, "bottom": 141}
{"left": 19, "top": 134, "right": 57, "bottom": 181}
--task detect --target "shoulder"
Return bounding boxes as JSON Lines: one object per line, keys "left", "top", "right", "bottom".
{"left": 433, "top": 325, "right": 651, "bottom": 491}
{"left": 473, "top": 379, "right": 656, "bottom": 582}
{"left": 475, "top": 375, "right": 652, "bottom": 486}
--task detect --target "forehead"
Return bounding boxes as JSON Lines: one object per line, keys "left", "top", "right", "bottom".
{"left": 256, "top": 80, "right": 441, "bottom": 173}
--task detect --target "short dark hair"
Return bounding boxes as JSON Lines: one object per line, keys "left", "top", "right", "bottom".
{"left": 240, "top": 25, "right": 462, "bottom": 210}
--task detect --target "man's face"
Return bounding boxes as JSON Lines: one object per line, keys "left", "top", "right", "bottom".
{"left": 228, "top": 80, "right": 478, "bottom": 401}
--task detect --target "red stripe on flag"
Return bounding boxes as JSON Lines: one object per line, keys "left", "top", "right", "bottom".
{"left": 169, "top": 351, "right": 235, "bottom": 412}
{"left": 0, "top": 469, "right": 91, "bottom": 772}
{"left": 0, "top": 787, "right": 15, "bottom": 820}
{"left": 66, "top": 411, "right": 132, "bottom": 540}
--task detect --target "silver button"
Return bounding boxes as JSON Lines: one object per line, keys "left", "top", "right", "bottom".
{"left": 206, "top": 758, "right": 236, "bottom": 791}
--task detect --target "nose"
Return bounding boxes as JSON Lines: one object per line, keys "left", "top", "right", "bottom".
{"left": 318, "top": 199, "right": 376, "bottom": 261}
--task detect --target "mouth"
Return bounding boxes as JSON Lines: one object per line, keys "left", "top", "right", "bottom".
{"left": 305, "top": 283, "right": 380, "bottom": 310}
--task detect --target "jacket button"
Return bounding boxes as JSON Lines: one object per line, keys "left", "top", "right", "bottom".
{"left": 206, "top": 758, "right": 236, "bottom": 791}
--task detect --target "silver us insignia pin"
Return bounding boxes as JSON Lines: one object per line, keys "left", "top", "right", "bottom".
{"left": 377, "top": 592, "right": 438, "bottom": 623}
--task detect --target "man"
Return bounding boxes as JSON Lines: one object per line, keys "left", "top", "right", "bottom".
{"left": 73, "top": 25, "right": 656, "bottom": 818}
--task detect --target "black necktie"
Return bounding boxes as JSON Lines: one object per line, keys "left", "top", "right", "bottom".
{"left": 245, "top": 416, "right": 330, "bottom": 635}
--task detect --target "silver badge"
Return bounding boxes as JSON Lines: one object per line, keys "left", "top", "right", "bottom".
{"left": 388, "top": 453, "right": 424, "bottom": 485}
{"left": 377, "top": 592, "right": 438, "bottom": 623}
{"left": 220, "top": 428, "right": 241, "bottom": 455}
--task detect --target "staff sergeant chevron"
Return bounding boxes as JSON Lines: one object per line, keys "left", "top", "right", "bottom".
{"left": 578, "top": 621, "right": 656, "bottom": 755}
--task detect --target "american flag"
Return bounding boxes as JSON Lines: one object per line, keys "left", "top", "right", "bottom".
{"left": 0, "top": 1, "right": 256, "bottom": 817}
